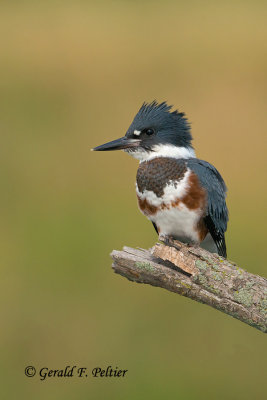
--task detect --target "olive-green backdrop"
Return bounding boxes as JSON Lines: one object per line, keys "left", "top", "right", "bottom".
{"left": 1, "top": 1, "right": 266, "bottom": 399}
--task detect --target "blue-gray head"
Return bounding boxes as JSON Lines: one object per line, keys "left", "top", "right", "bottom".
{"left": 93, "top": 101, "right": 195, "bottom": 161}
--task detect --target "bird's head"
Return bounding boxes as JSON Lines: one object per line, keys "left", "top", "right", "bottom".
{"left": 93, "top": 101, "right": 195, "bottom": 161}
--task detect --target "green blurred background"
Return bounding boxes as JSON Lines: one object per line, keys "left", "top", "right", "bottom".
{"left": 1, "top": 1, "right": 266, "bottom": 398}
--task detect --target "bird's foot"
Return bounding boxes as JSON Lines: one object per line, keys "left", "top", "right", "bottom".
{"left": 159, "top": 235, "right": 182, "bottom": 250}
{"left": 159, "top": 234, "right": 174, "bottom": 246}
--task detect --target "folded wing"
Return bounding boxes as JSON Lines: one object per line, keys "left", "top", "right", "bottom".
{"left": 187, "top": 159, "right": 228, "bottom": 258}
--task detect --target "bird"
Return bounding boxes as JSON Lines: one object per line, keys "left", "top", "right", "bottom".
{"left": 93, "top": 101, "right": 228, "bottom": 258}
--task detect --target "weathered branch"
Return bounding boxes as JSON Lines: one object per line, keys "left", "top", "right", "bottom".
{"left": 111, "top": 238, "right": 267, "bottom": 333}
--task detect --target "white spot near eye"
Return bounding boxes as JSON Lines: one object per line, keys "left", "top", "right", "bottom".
{"left": 133, "top": 130, "right": 141, "bottom": 136}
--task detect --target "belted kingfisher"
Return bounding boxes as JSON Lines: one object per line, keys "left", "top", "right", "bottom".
{"left": 93, "top": 101, "right": 228, "bottom": 257}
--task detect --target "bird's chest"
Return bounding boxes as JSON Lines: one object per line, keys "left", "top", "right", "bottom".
{"left": 136, "top": 157, "right": 189, "bottom": 209}
{"left": 136, "top": 157, "right": 207, "bottom": 242}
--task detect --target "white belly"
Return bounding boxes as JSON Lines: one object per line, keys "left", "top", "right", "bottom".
{"left": 150, "top": 204, "right": 200, "bottom": 243}
{"left": 136, "top": 170, "right": 202, "bottom": 243}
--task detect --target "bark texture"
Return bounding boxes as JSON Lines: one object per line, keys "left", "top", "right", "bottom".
{"left": 111, "top": 238, "right": 267, "bottom": 333}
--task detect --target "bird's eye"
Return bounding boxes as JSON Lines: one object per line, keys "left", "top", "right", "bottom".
{"left": 143, "top": 128, "right": 155, "bottom": 136}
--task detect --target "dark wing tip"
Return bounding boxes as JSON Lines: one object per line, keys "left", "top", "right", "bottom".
{"left": 204, "top": 215, "right": 227, "bottom": 258}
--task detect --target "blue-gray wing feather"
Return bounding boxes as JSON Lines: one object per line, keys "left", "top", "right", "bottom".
{"left": 187, "top": 158, "right": 228, "bottom": 257}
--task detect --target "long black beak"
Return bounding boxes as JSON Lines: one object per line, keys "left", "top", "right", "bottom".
{"left": 92, "top": 136, "right": 140, "bottom": 151}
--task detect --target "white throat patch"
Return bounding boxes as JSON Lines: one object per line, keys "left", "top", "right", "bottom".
{"left": 126, "top": 144, "right": 196, "bottom": 162}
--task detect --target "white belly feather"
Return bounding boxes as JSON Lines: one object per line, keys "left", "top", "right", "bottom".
{"left": 150, "top": 205, "right": 201, "bottom": 242}
{"left": 136, "top": 169, "right": 202, "bottom": 243}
